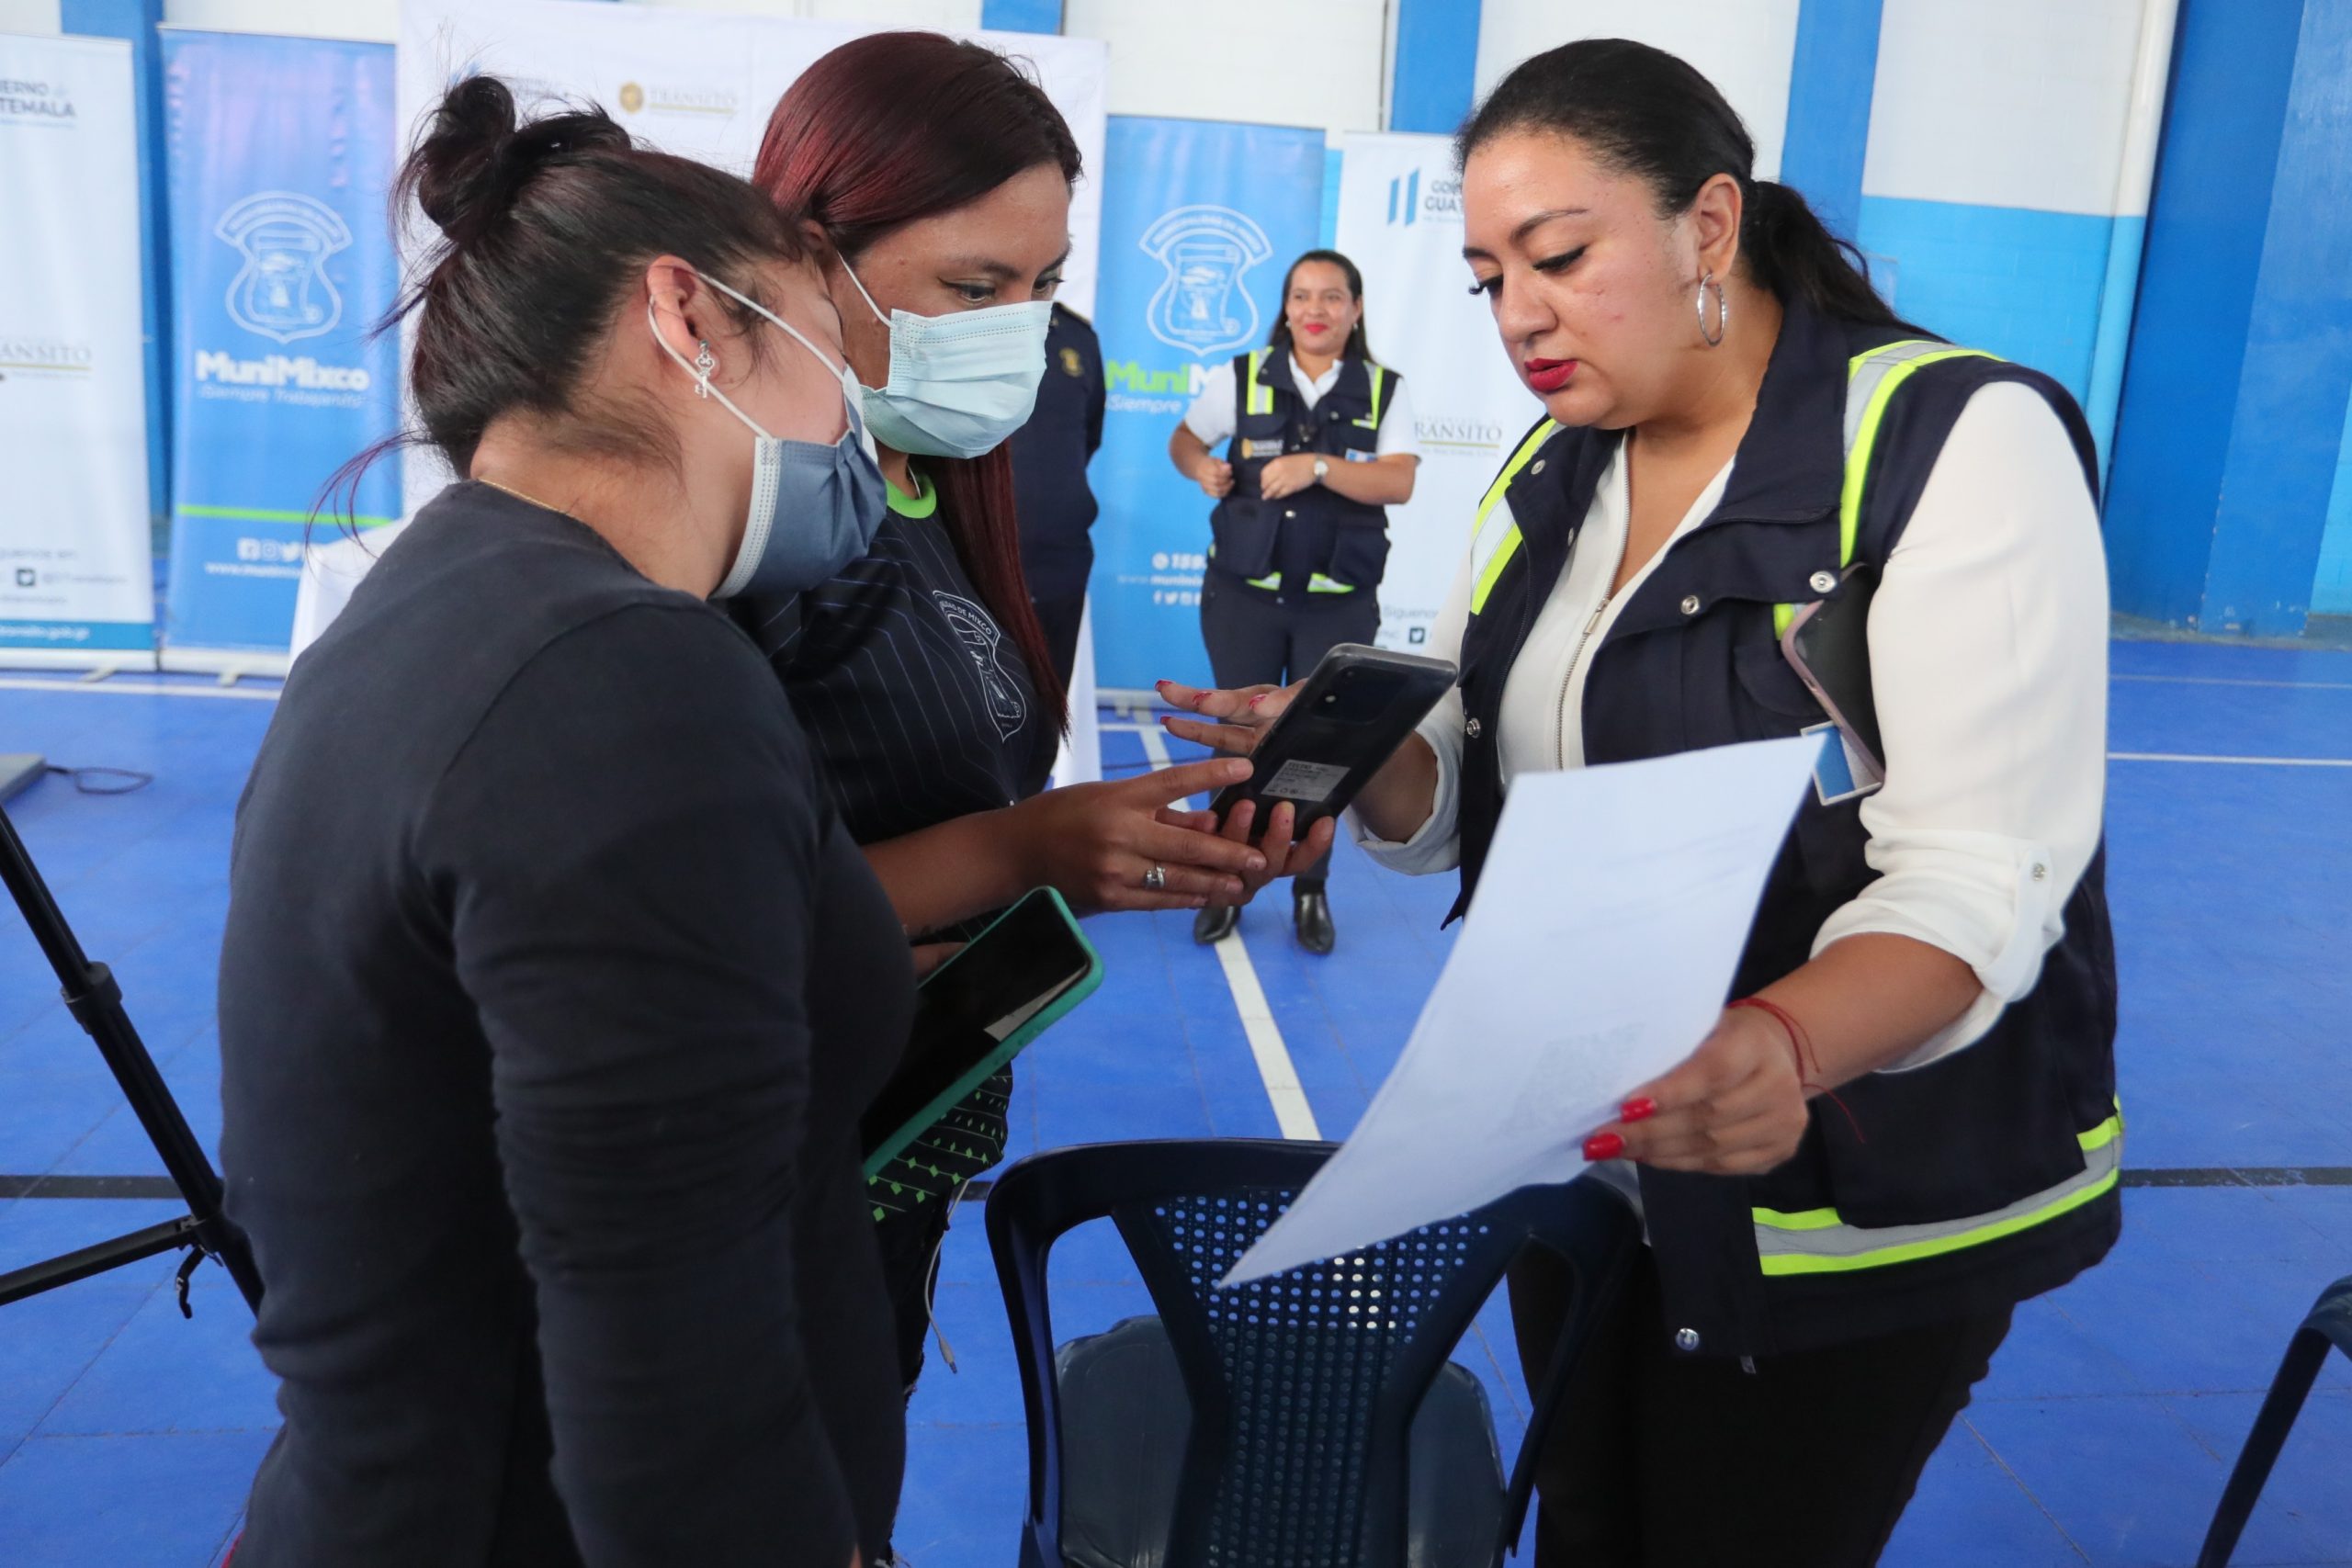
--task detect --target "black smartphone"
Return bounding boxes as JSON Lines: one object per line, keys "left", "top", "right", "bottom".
{"left": 1779, "top": 563, "right": 1884, "bottom": 783}
{"left": 860, "top": 888, "right": 1102, "bottom": 1179}
{"left": 1206, "top": 643, "right": 1459, "bottom": 844}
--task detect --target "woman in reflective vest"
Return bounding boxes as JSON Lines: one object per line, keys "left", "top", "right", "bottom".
{"left": 1160, "top": 40, "right": 2117, "bottom": 1568}
{"left": 1169, "top": 249, "right": 1421, "bottom": 954}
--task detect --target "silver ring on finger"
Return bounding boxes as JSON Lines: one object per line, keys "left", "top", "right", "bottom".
{"left": 1142, "top": 864, "right": 1168, "bottom": 892}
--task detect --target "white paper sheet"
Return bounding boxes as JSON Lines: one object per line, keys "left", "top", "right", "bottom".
{"left": 1224, "top": 736, "right": 1822, "bottom": 1287}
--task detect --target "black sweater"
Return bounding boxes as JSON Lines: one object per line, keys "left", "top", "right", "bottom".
{"left": 218, "top": 484, "right": 910, "bottom": 1566}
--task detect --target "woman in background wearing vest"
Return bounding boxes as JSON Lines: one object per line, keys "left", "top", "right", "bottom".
{"left": 1168, "top": 249, "right": 1421, "bottom": 954}
{"left": 1162, "top": 40, "right": 2116, "bottom": 1567}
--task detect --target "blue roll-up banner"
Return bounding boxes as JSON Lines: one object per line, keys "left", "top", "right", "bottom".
{"left": 1089, "top": 116, "right": 1326, "bottom": 692}
{"left": 161, "top": 31, "right": 400, "bottom": 671}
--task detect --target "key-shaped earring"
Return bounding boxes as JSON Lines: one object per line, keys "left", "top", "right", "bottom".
{"left": 693, "top": 340, "right": 717, "bottom": 398}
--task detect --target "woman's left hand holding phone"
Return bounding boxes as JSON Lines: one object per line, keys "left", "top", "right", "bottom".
{"left": 1153, "top": 677, "right": 1337, "bottom": 908}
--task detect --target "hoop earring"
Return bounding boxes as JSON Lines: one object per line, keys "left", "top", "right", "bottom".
{"left": 692, "top": 340, "right": 717, "bottom": 397}
{"left": 1695, "top": 272, "right": 1728, "bottom": 347}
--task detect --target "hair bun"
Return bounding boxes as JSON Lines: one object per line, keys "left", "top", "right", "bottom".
{"left": 409, "top": 74, "right": 631, "bottom": 244}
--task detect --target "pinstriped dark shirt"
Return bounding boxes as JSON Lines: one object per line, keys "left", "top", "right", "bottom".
{"left": 736, "top": 473, "right": 1049, "bottom": 863}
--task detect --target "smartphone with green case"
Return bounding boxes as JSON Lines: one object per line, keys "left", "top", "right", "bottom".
{"left": 860, "top": 887, "right": 1102, "bottom": 1181}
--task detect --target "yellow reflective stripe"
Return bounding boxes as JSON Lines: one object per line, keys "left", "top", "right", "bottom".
{"left": 1474, "top": 420, "right": 1558, "bottom": 532}
{"left": 1246, "top": 348, "right": 1273, "bottom": 417}
{"left": 1367, "top": 366, "right": 1387, "bottom": 427}
{"left": 1752, "top": 1111, "right": 2123, "bottom": 1277}
{"left": 1465, "top": 420, "right": 1559, "bottom": 616}
{"left": 1770, "top": 342, "right": 1999, "bottom": 634}
{"left": 1246, "top": 569, "right": 1282, "bottom": 590}
{"left": 1306, "top": 573, "right": 1356, "bottom": 594}
{"left": 1836, "top": 344, "right": 1996, "bottom": 568}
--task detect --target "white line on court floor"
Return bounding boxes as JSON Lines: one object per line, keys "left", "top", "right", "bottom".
{"left": 1136, "top": 718, "right": 1322, "bottom": 1141}
{"left": 2108, "top": 751, "right": 2352, "bottom": 767}
{"left": 0, "top": 676, "right": 279, "bottom": 702}
{"left": 1120, "top": 721, "right": 2352, "bottom": 771}
{"left": 2112, "top": 673, "right": 2352, "bottom": 691}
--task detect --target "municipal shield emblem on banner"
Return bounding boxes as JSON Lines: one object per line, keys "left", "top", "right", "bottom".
{"left": 216, "top": 191, "right": 353, "bottom": 344}
{"left": 1139, "top": 205, "right": 1273, "bottom": 357}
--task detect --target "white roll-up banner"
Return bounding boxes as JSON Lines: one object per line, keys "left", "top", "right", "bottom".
{"left": 0, "top": 34, "right": 156, "bottom": 670}
{"left": 1333, "top": 132, "right": 1540, "bottom": 652}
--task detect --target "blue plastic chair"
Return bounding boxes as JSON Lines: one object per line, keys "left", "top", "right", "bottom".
{"left": 985, "top": 1138, "right": 1639, "bottom": 1568}
{"left": 2195, "top": 1273, "right": 2352, "bottom": 1566}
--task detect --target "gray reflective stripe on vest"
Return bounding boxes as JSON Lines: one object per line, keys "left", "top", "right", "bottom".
{"left": 1751, "top": 1110, "right": 2121, "bottom": 1277}
{"left": 1839, "top": 338, "right": 1966, "bottom": 452}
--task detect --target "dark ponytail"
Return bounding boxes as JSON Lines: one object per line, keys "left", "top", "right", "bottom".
{"left": 1269, "top": 248, "right": 1376, "bottom": 365}
{"left": 1456, "top": 39, "right": 1922, "bottom": 333}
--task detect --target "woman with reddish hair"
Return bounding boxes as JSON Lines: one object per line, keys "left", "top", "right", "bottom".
{"left": 739, "top": 30, "right": 1333, "bottom": 1423}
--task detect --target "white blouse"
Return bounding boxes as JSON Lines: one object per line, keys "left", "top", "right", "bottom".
{"left": 1355, "top": 382, "right": 2110, "bottom": 1069}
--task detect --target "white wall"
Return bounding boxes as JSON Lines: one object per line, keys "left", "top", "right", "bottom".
{"left": 1063, "top": 0, "right": 1386, "bottom": 134}
{"left": 1471, "top": 0, "right": 1802, "bottom": 180}
{"left": 1862, "top": 0, "right": 2145, "bottom": 214}
{"left": 0, "top": 0, "right": 62, "bottom": 33}
{"left": 633, "top": 0, "right": 981, "bottom": 25}
{"left": 152, "top": 0, "right": 984, "bottom": 47}
{"left": 164, "top": 0, "right": 397, "bottom": 40}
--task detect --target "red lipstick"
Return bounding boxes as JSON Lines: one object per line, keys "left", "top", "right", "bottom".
{"left": 1525, "top": 357, "right": 1577, "bottom": 393}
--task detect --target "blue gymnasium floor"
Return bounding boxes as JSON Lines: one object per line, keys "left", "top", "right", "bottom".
{"left": 1, "top": 636, "right": 2349, "bottom": 1567}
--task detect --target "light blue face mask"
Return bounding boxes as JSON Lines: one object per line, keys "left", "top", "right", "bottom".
{"left": 650, "top": 276, "right": 888, "bottom": 600}
{"left": 839, "top": 256, "right": 1052, "bottom": 460}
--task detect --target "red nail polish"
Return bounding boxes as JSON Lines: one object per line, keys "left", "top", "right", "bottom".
{"left": 1583, "top": 1133, "right": 1624, "bottom": 1162}
{"left": 1620, "top": 1098, "right": 1657, "bottom": 1123}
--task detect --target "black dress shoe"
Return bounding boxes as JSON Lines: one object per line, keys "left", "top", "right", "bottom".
{"left": 1294, "top": 888, "right": 1335, "bottom": 955}
{"left": 1193, "top": 903, "right": 1240, "bottom": 945}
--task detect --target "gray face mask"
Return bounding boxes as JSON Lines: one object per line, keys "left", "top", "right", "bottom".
{"left": 649, "top": 276, "right": 888, "bottom": 599}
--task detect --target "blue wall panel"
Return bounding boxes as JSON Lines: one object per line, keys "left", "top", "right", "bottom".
{"left": 2313, "top": 391, "right": 2352, "bottom": 615}
{"left": 2104, "top": 0, "right": 2304, "bottom": 626}
{"left": 979, "top": 0, "right": 1062, "bottom": 32}
{"left": 1781, "top": 0, "right": 1884, "bottom": 241}
{"left": 1320, "top": 145, "right": 1342, "bottom": 247}
{"left": 2199, "top": 0, "right": 2352, "bottom": 635}
{"left": 1856, "top": 197, "right": 2114, "bottom": 401}
{"left": 1390, "top": 0, "right": 1481, "bottom": 136}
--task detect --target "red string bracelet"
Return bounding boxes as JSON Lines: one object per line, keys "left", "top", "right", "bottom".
{"left": 1728, "top": 996, "right": 1865, "bottom": 1144}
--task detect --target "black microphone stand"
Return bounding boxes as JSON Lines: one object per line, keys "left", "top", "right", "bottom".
{"left": 0, "top": 801, "right": 262, "bottom": 1316}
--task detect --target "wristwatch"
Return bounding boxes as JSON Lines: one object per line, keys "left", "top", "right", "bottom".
{"left": 1312, "top": 457, "right": 1329, "bottom": 482}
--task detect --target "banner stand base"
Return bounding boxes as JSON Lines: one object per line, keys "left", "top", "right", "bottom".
{"left": 0, "top": 756, "right": 45, "bottom": 804}
{"left": 157, "top": 649, "right": 291, "bottom": 682}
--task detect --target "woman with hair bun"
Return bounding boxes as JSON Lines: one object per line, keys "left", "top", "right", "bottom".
{"left": 220, "top": 76, "right": 909, "bottom": 1567}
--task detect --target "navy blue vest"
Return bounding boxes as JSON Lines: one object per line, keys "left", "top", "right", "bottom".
{"left": 1455, "top": 303, "right": 2120, "bottom": 1357}
{"left": 1207, "top": 350, "right": 1399, "bottom": 595}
